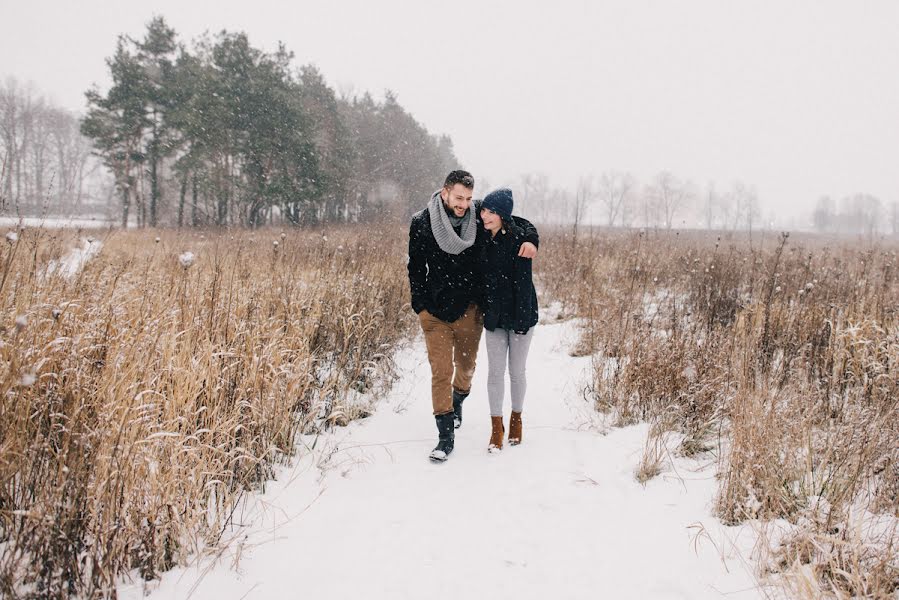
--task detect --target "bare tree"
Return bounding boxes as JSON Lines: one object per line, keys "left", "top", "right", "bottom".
{"left": 716, "top": 188, "right": 734, "bottom": 231}
{"left": 0, "top": 77, "right": 101, "bottom": 215}
{"left": 891, "top": 200, "right": 899, "bottom": 236}
{"left": 519, "top": 172, "right": 550, "bottom": 222}
{"left": 644, "top": 171, "right": 694, "bottom": 229}
{"left": 732, "top": 181, "right": 760, "bottom": 234}
{"left": 597, "top": 170, "right": 635, "bottom": 227}
{"left": 639, "top": 184, "right": 658, "bottom": 228}
{"left": 552, "top": 186, "right": 572, "bottom": 225}
{"left": 518, "top": 173, "right": 535, "bottom": 217}
{"left": 1, "top": 78, "right": 24, "bottom": 207}
{"left": 813, "top": 195, "right": 835, "bottom": 233}
{"left": 704, "top": 182, "right": 717, "bottom": 229}
{"left": 572, "top": 175, "right": 595, "bottom": 242}
{"left": 849, "top": 193, "right": 882, "bottom": 237}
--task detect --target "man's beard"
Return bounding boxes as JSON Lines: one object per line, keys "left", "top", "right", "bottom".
{"left": 443, "top": 199, "right": 468, "bottom": 218}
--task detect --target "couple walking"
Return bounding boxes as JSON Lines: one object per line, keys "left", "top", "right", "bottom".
{"left": 408, "top": 170, "right": 539, "bottom": 462}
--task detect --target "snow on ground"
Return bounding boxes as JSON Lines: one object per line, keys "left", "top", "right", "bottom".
{"left": 0, "top": 216, "right": 115, "bottom": 228}
{"left": 119, "top": 317, "right": 764, "bottom": 600}
{"left": 44, "top": 237, "right": 102, "bottom": 279}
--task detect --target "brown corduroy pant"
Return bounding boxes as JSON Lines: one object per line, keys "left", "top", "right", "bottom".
{"left": 418, "top": 304, "right": 484, "bottom": 415}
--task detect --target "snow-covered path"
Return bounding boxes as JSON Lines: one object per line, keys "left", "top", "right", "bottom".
{"left": 121, "top": 318, "right": 763, "bottom": 600}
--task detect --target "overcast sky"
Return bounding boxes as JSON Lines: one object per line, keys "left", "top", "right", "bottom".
{"left": 3, "top": 0, "right": 898, "bottom": 223}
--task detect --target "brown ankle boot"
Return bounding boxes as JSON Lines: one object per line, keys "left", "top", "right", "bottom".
{"left": 509, "top": 411, "right": 522, "bottom": 445}
{"left": 488, "top": 416, "right": 504, "bottom": 452}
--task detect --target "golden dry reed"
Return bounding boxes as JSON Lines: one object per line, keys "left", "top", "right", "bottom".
{"left": 536, "top": 227, "right": 898, "bottom": 599}
{"left": 0, "top": 226, "right": 413, "bottom": 598}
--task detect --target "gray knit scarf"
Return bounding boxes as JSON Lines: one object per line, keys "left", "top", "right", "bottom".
{"left": 428, "top": 190, "right": 476, "bottom": 254}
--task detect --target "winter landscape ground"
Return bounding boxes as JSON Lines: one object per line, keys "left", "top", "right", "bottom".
{"left": 1, "top": 226, "right": 896, "bottom": 599}
{"left": 3, "top": 5, "right": 897, "bottom": 598}
{"left": 117, "top": 315, "right": 764, "bottom": 600}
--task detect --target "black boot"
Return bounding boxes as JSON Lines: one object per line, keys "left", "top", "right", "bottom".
{"left": 452, "top": 390, "right": 468, "bottom": 429}
{"left": 429, "top": 412, "right": 455, "bottom": 462}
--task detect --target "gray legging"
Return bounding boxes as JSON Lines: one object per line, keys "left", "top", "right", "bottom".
{"left": 484, "top": 327, "right": 535, "bottom": 417}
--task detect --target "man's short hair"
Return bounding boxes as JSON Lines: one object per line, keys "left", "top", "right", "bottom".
{"left": 443, "top": 170, "right": 475, "bottom": 190}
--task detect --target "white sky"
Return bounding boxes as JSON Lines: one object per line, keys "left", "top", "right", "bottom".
{"left": 3, "top": 0, "right": 898, "bottom": 222}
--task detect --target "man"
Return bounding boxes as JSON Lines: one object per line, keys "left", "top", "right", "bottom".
{"left": 408, "top": 170, "right": 538, "bottom": 462}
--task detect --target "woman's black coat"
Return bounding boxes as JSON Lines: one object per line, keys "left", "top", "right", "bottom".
{"left": 479, "top": 216, "right": 539, "bottom": 334}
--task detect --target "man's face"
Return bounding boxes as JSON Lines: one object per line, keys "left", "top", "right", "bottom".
{"left": 440, "top": 184, "right": 473, "bottom": 217}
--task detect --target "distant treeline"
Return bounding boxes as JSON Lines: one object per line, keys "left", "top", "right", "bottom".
{"left": 53, "top": 16, "right": 456, "bottom": 227}
{"left": 810, "top": 193, "right": 899, "bottom": 237}
{"left": 5, "top": 14, "right": 896, "bottom": 234}
{"left": 0, "top": 79, "right": 101, "bottom": 216}
{"left": 512, "top": 172, "right": 899, "bottom": 235}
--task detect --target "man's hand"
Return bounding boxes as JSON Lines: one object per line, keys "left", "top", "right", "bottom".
{"left": 518, "top": 241, "right": 537, "bottom": 258}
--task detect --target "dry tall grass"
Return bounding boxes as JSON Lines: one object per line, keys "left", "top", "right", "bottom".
{"left": 0, "top": 226, "right": 413, "bottom": 598}
{"left": 536, "top": 227, "right": 899, "bottom": 598}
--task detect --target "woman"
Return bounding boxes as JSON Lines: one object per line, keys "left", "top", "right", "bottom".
{"left": 478, "top": 188, "right": 539, "bottom": 453}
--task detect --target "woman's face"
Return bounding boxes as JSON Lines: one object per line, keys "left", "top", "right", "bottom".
{"left": 480, "top": 208, "right": 502, "bottom": 233}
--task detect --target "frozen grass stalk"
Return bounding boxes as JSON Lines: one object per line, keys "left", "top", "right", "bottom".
{"left": 0, "top": 226, "right": 414, "bottom": 598}
{"left": 535, "top": 226, "right": 899, "bottom": 598}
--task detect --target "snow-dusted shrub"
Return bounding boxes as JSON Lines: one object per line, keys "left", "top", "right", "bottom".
{"left": 535, "top": 227, "right": 899, "bottom": 598}
{"left": 0, "top": 226, "right": 414, "bottom": 597}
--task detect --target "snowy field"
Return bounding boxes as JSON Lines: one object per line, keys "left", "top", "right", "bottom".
{"left": 0, "top": 216, "right": 115, "bottom": 229}
{"left": 119, "top": 317, "right": 764, "bottom": 600}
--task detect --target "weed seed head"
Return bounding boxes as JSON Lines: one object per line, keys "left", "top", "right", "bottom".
{"left": 179, "top": 251, "right": 196, "bottom": 269}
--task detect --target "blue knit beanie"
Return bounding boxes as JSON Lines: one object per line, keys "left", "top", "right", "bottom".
{"left": 482, "top": 188, "right": 514, "bottom": 222}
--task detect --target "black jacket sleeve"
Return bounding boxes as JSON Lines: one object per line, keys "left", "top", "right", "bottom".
{"left": 513, "top": 255, "right": 537, "bottom": 334}
{"left": 512, "top": 215, "right": 539, "bottom": 249}
{"left": 510, "top": 224, "right": 539, "bottom": 334}
{"left": 407, "top": 215, "right": 429, "bottom": 314}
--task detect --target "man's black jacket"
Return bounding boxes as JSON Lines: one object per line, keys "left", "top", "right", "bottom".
{"left": 408, "top": 200, "right": 539, "bottom": 323}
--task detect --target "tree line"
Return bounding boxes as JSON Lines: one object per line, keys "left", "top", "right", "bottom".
{"left": 513, "top": 171, "right": 898, "bottom": 236}
{"left": 0, "top": 79, "right": 99, "bottom": 215}
{"left": 514, "top": 171, "right": 767, "bottom": 232}
{"left": 73, "top": 17, "right": 457, "bottom": 227}
{"left": 811, "top": 194, "right": 899, "bottom": 237}
{"left": 6, "top": 15, "right": 896, "bottom": 235}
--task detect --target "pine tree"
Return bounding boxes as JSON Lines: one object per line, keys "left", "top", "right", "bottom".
{"left": 82, "top": 38, "right": 147, "bottom": 227}
{"left": 135, "top": 16, "right": 178, "bottom": 226}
